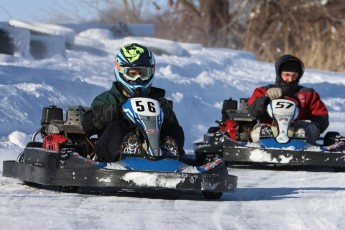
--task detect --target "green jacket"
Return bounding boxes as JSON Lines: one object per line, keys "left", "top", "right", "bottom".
{"left": 82, "top": 82, "right": 185, "bottom": 152}
{"left": 91, "top": 82, "right": 166, "bottom": 108}
{"left": 84, "top": 82, "right": 176, "bottom": 132}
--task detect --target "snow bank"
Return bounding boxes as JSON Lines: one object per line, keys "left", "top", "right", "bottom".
{"left": 0, "top": 22, "right": 31, "bottom": 58}
{"left": 8, "top": 19, "right": 75, "bottom": 49}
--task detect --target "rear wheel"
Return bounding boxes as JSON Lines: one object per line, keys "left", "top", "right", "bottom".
{"left": 333, "top": 167, "right": 345, "bottom": 172}
{"left": 207, "top": 126, "right": 220, "bottom": 134}
{"left": 26, "top": 141, "right": 43, "bottom": 148}
{"left": 23, "top": 181, "right": 42, "bottom": 188}
{"left": 202, "top": 191, "right": 223, "bottom": 199}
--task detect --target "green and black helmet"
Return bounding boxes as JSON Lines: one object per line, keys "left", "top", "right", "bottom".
{"left": 114, "top": 43, "right": 155, "bottom": 97}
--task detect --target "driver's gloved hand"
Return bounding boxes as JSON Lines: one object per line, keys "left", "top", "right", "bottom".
{"left": 266, "top": 87, "right": 283, "bottom": 100}
{"left": 92, "top": 104, "right": 122, "bottom": 129}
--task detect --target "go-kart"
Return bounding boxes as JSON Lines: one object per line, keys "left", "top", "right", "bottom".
{"left": 3, "top": 97, "right": 237, "bottom": 199}
{"left": 195, "top": 97, "right": 345, "bottom": 171}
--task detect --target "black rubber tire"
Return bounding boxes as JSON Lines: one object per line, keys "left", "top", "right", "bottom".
{"left": 202, "top": 191, "right": 223, "bottom": 199}
{"left": 207, "top": 126, "right": 220, "bottom": 134}
{"left": 333, "top": 167, "right": 345, "bottom": 172}
{"left": 58, "top": 186, "right": 79, "bottom": 193}
{"left": 26, "top": 142, "right": 43, "bottom": 148}
{"left": 23, "top": 181, "right": 42, "bottom": 188}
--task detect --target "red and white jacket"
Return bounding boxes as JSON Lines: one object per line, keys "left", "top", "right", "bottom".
{"left": 248, "top": 85, "right": 329, "bottom": 133}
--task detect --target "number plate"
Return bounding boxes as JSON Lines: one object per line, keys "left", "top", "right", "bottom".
{"left": 271, "top": 99, "right": 296, "bottom": 116}
{"left": 130, "top": 98, "right": 160, "bottom": 116}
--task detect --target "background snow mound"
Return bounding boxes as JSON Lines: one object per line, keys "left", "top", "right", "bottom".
{"left": 8, "top": 131, "right": 30, "bottom": 148}
{"left": 0, "top": 22, "right": 31, "bottom": 58}
{"left": 8, "top": 19, "right": 75, "bottom": 49}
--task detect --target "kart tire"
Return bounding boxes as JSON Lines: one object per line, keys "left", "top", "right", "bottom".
{"left": 202, "top": 191, "right": 223, "bottom": 199}
{"left": 207, "top": 126, "right": 219, "bottom": 134}
{"left": 333, "top": 167, "right": 345, "bottom": 172}
{"left": 26, "top": 142, "right": 43, "bottom": 148}
{"left": 58, "top": 186, "right": 79, "bottom": 193}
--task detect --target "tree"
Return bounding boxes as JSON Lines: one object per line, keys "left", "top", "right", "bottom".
{"left": 244, "top": 0, "right": 345, "bottom": 71}
{"left": 154, "top": 0, "right": 248, "bottom": 48}
{"left": 53, "top": 0, "right": 345, "bottom": 71}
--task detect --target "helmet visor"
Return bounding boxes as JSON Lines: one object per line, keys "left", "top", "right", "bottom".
{"left": 120, "top": 66, "right": 154, "bottom": 81}
{"left": 115, "top": 60, "right": 154, "bottom": 81}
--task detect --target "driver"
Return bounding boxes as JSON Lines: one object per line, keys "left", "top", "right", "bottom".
{"left": 82, "top": 43, "right": 185, "bottom": 162}
{"left": 247, "top": 54, "right": 329, "bottom": 144}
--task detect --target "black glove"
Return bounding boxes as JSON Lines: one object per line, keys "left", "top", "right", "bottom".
{"left": 92, "top": 104, "right": 122, "bottom": 129}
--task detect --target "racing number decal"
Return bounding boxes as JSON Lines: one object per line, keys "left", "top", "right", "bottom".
{"left": 131, "top": 98, "right": 160, "bottom": 116}
{"left": 275, "top": 101, "right": 294, "bottom": 109}
{"left": 135, "top": 101, "right": 145, "bottom": 112}
{"left": 135, "top": 100, "right": 156, "bottom": 113}
{"left": 270, "top": 99, "right": 297, "bottom": 117}
{"left": 148, "top": 101, "right": 156, "bottom": 113}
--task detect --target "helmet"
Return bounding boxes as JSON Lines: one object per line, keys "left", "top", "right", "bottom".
{"left": 114, "top": 43, "right": 155, "bottom": 97}
{"left": 274, "top": 54, "right": 305, "bottom": 95}
{"left": 275, "top": 54, "right": 304, "bottom": 80}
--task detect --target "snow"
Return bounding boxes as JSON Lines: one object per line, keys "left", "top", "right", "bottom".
{"left": 122, "top": 172, "right": 185, "bottom": 188}
{"left": 1, "top": 20, "right": 345, "bottom": 229}
{"left": 9, "top": 19, "right": 76, "bottom": 49}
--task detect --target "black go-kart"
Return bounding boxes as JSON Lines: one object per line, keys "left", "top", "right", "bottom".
{"left": 3, "top": 97, "right": 237, "bottom": 199}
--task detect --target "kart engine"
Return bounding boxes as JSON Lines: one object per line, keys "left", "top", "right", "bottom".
{"left": 219, "top": 98, "right": 255, "bottom": 141}
{"left": 38, "top": 105, "right": 89, "bottom": 153}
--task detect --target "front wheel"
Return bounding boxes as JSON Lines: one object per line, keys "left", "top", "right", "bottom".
{"left": 333, "top": 167, "right": 345, "bottom": 172}
{"left": 202, "top": 191, "right": 223, "bottom": 199}
{"left": 58, "top": 186, "right": 79, "bottom": 193}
